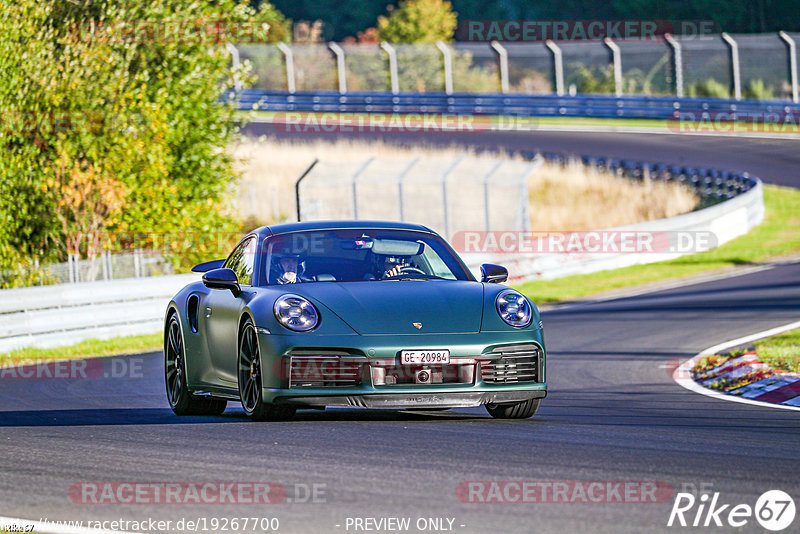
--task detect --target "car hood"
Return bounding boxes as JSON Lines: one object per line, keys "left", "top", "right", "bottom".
{"left": 296, "top": 281, "right": 484, "bottom": 335}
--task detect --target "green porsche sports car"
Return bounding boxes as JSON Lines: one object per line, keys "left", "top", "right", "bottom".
{"left": 164, "top": 220, "right": 546, "bottom": 421}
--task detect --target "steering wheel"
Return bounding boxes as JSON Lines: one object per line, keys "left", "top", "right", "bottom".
{"left": 391, "top": 265, "right": 427, "bottom": 277}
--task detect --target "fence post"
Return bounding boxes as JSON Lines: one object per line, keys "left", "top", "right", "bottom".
{"left": 225, "top": 44, "right": 243, "bottom": 92}
{"left": 380, "top": 42, "right": 400, "bottom": 94}
{"left": 490, "top": 41, "right": 509, "bottom": 93}
{"left": 328, "top": 42, "right": 347, "bottom": 94}
{"left": 779, "top": 31, "right": 799, "bottom": 103}
{"left": 545, "top": 40, "right": 564, "bottom": 96}
{"left": 294, "top": 159, "right": 319, "bottom": 222}
{"left": 482, "top": 161, "right": 504, "bottom": 231}
{"left": 106, "top": 251, "right": 113, "bottom": 280}
{"left": 436, "top": 41, "right": 454, "bottom": 95}
{"left": 519, "top": 157, "right": 541, "bottom": 233}
{"left": 133, "top": 249, "right": 142, "bottom": 279}
{"left": 603, "top": 38, "right": 623, "bottom": 97}
{"left": 276, "top": 42, "right": 296, "bottom": 93}
{"left": 440, "top": 158, "right": 462, "bottom": 239}
{"left": 396, "top": 158, "right": 419, "bottom": 222}
{"left": 721, "top": 32, "right": 741, "bottom": 100}
{"left": 68, "top": 254, "right": 76, "bottom": 284}
{"left": 351, "top": 158, "right": 375, "bottom": 219}
{"left": 101, "top": 251, "right": 109, "bottom": 281}
{"left": 664, "top": 33, "right": 684, "bottom": 97}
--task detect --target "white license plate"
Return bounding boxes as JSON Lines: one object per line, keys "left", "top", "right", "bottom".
{"left": 400, "top": 350, "right": 450, "bottom": 364}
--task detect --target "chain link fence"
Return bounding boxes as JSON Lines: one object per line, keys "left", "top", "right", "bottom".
{"left": 297, "top": 156, "right": 541, "bottom": 242}
{"left": 4, "top": 251, "right": 174, "bottom": 287}
{"left": 236, "top": 33, "right": 799, "bottom": 101}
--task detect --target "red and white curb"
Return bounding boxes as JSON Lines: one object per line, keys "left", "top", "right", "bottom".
{"left": 673, "top": 320, "right": 800, "bottom": 412}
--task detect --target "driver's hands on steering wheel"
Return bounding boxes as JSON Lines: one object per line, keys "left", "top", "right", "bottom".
{"left": 384, "top": 263, "right": 410, "bottom": 278}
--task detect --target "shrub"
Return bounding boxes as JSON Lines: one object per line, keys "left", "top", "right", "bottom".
{"left": 688, "top": 78, "right": 730, "bottom": 98}
{"left": 0, "top": 0, "right": 289, "bottom": 285}
{"left": 743, "top": 79, "right": 774, "bottom": 100}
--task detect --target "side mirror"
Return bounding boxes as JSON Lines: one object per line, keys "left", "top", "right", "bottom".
{"left": 203, "top": 268, "right": 241, "bottom": 296}
{"left": 480, "top": 263, "right": 508, "bottom": 284}
{"left": 192, "top": 259, "right": 225, "bottom": 273}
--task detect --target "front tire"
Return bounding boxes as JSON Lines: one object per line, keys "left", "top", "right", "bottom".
{"left": 165, "top": 314, "right": 227, "bottom": 416}
{"left": 485, "top": 398, "right": 540, "bottom": 419}
{"left": 238, "top": 319, "right": 296, "bottom": 421}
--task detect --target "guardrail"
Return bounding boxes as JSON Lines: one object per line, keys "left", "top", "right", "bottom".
{"left": 235, "top": 90, "right": 800, "bottom": 122}
{"left": 0, "top": 274, "right": 198, "bottom": 353}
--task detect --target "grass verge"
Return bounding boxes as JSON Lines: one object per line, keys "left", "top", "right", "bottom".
{"left": 690, "top": 328, "right": 800, "bottom": 393}
{"left": 754, "top": 328, "right": 800, "bottom": 373}
{"left": 516, "top": 184, "right": 800, "bottom": 303}
{"left": 0, "top": 333, "right": 161, "bottom": 367}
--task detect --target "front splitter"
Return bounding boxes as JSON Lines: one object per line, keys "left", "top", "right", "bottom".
{"left": 274, "top": 389, "right": 546, "bottom": 409}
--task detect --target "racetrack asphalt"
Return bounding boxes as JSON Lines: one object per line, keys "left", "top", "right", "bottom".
{"left": 242, "top": 124, "right": 800, "bottom": 188}
{"left": 2, "top": 129, "right": 799, "bottom": 533}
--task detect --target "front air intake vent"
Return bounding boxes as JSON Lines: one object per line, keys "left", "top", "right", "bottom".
{"left": 287, "top": 351, "right": 366, "bottom": 388}
{"left": 481, "top": 345, "right": 541, "bottom": 384}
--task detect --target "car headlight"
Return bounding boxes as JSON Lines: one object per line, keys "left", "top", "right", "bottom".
{"left": 496, "top": 290, "right": 533, "bottom": 328}
{"left": 274, "top": 294, "right": 319, "bottom": 332}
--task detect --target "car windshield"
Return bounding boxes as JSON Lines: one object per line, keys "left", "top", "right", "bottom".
{"left": 261, "top": 229, "right": 473, "bottom": 285}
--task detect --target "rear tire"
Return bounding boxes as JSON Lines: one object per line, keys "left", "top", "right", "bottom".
{"left": 485, "top": 398, "right": 540, "bottom": 419}
{"left": 238, "top": 319, "right": 296, "bottom": 421}
{"left": 165, "top": 314, "right": 227, "bottom": 416}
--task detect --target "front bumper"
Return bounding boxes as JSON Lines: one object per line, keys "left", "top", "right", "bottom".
{"left": 257, "top": 330, "right": 547, "bottom": 409}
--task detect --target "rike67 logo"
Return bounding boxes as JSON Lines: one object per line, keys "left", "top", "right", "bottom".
{"left": 668, "top": 489, "right": 795, "bottom": 531}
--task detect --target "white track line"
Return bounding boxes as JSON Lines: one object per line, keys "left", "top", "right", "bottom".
{"left": 0, "top": 516, "right": 138, "bottom": 534}
{"left": 673, "top": 320, "right": 800, "bottom": 411}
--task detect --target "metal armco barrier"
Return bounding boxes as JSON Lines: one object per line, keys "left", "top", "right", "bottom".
{"left": 0, "top": 273, "right": 199, "bottom": 353}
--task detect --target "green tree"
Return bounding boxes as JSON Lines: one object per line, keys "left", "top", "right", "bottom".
{"left": 0, "top": 0, "right": 290, "bottom": 285}
{"left": 378, "top": 0, "right": 457, "bottom": 43}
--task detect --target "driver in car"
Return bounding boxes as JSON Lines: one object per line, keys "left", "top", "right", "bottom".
{"left": 274, "top": 254, "right": 306, "bottom": 284}
{"left": 382, "top": 255, "right": 411, "bottom": 279}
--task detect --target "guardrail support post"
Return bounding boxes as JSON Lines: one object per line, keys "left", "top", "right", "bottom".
{"left": 779, "top": 31, "right": 799, "bottom": 103}
{"left": 351, "top": 158, "right": 375, "bottom": 219}
{"left": 276, "top": 42, "right": 296, "bottom": 93}
{"left": 603, "top": 38, "right": 623, "bottom": 97}
{"left": 328, "top": 42, "right": 347, "bottom": 94}
{"left": 490, "top": 41, "right": 509, "bottom": 93}
{"left": 436, "top": 41, "right": 454, "bottom": 95}
{"left": 664, "top": 33, "right": 684, "bottom": 97}
{"left": 380, "top": 42, "right": 400, "bottom": 94}
{"left": 545, "top": 40, "right": 564, "bottom": 96}
{"left": 721, "top": 32, "right": 741, "bottom": 100}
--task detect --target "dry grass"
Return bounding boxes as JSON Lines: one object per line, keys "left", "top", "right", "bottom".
{"left": 230, "top": 137, "right": 698, "bottom": 230}
{"left": 529, "top": 161, "right": 698, "bottom": 230}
